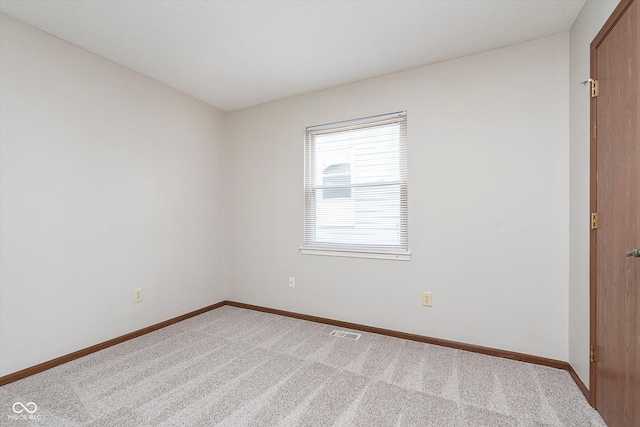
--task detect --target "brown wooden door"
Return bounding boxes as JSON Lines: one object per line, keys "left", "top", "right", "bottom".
{"left": 590, "top": 0, "right": 639, "bottom": 426}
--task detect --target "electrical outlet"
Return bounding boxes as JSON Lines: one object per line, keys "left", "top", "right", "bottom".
{"left": 134, "top": 288, "right": 143, "bottom": 303}
{"left": 289, "top": 277, "right": 295, "bottom": 288}
{"left": 422, "top": 292, "right": 432, "bottom": 307}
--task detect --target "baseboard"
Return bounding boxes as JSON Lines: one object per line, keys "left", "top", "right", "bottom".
{"left": 567, "top": 363, "right": 592, "bottom": 405}
{"left": 0, "top": 298, "right": 592, "bottom": 404}
{"left": 226, "top": 300, "right": 594, "bottom": 401}
{"left": 226, "top": 301, "right": 571, "bottom": 369}
{"left": 0, "top": 301, "right": 226, "bottom": 386}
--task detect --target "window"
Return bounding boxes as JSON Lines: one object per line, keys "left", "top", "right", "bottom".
{"left": 301, "top": 111, "right": 409, "bottom": 260}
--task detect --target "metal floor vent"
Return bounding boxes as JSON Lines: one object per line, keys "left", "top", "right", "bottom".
{"left": 330, "top": 330, "right": 361, "bottom": 340}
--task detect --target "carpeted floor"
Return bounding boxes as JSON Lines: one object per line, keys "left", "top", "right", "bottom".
{"left": 1, "top": 306, "right": 606, "bottom": 426}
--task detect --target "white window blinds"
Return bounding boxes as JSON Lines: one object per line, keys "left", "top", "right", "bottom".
{"left": 302, "top": 111, "right": 409, "bottom": 260}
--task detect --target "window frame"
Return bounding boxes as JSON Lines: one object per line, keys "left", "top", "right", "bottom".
{"left": 300, "top": 111, "right": 410, "bottom": 261}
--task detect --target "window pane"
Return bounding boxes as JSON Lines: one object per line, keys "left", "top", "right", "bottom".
{"left": 322, "top": 162, "right": 351, "bottom": 199}
{"left": 314, "top": 184, "right": 402, "bottom": 246}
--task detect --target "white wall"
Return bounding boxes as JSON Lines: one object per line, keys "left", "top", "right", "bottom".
{"left": 568, "top": 0, "right": 618, "bottom": 387}
{"left": 227, "top": 34, "right": 570, "bottom": 361}
{"left": 0, "top": 14, "right": 227, "bottom": 376}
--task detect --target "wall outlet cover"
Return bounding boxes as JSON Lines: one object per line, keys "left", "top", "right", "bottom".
{"left": 422, "top": 291, "right": 432, "bottom": 307}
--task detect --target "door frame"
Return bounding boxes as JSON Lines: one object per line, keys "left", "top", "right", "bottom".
{"left": 589, "top": 0, "right": 636, "bottom": 407}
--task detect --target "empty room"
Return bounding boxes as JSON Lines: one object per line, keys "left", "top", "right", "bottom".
{"left": 0, "top": 0, "right": 637, "bottom": 426}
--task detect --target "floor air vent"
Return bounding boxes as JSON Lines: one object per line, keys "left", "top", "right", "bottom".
{"left": 330, "top": 330, "right": 361, "bottom": 340}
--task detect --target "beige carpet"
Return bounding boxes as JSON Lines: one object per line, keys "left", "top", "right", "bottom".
{"left": 1, "top": 306, "right": 606, "bottom": 426}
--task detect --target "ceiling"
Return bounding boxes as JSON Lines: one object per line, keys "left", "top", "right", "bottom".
{"left": 0, "top": 0, "right": 585, "bottom": 112}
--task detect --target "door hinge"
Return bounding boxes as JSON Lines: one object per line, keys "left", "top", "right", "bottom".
{"left": 591, "top": 80, "right": 599, "bottom": 97}
{"left": 591, "top": 212, "right": 598, "bottom": 229}
{"left": 590, "top": 345, "right": 598, "bottom": 362}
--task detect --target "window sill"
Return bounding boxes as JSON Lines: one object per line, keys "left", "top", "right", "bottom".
{"left": 299, "top": 247, "right": 411, "bottom": 261}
